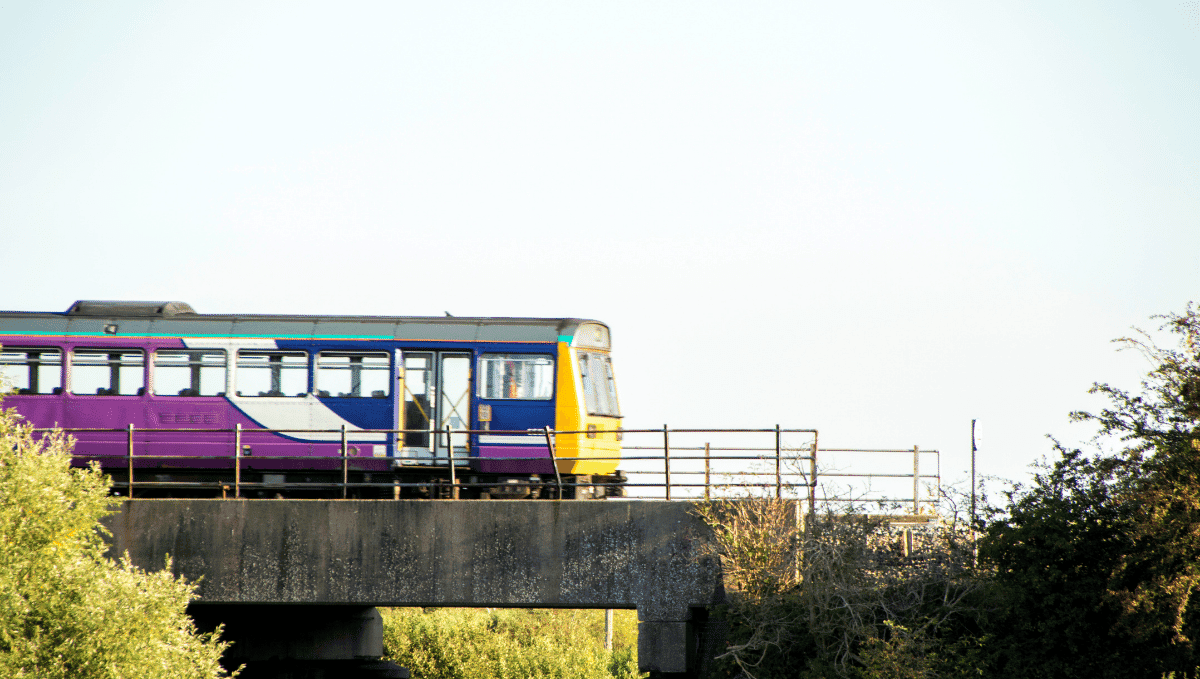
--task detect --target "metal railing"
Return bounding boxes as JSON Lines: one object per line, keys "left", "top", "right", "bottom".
{"left": 41, "top": 425, "right": 939, "bottom": 511}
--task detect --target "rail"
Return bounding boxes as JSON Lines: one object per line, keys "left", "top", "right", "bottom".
{"left": 39, "top": 425, "right": 940, "bottom": 511}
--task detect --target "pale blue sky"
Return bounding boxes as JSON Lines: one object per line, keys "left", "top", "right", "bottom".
{"left": 2, "top": 2, "right": 1198, "bottom": 490}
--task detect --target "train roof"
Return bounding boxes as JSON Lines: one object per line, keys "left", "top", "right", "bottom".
{"left": 0, "top": 301, "right": 611, "bottom": 346}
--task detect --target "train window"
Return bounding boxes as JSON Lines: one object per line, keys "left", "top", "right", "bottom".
{"left": 236, "top": 351, "right": 308, "bottom": 397}
{"left": 577, "top": 352, "right": 620, "bottom": 417}
{"left": 0, "top": 348, "right": 62, "bottom": 395}
{"left": 478, "top": 354, "right": 554, "bottom": 400}
{"left": 154, "top": 350, "right": 226, "bottom": 397}
{"left": 316, "top": 352, "right": 389, "bottom": 398}
{"left": 71, "top": 350, "right": 145, "bottom": 396}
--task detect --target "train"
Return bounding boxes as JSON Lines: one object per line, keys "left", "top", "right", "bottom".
{"left": 0, "top": 300, "right": 625, "bottom": 498}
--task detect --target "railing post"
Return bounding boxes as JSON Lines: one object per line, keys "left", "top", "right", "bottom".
{"left": 234, "top": 423, "right": 242, "bottom": 498}
{"left": 912, "top": 444, "right": 920, "bottom": 516}
{"left": 543, "top": 426, "right": 562, "bottom": 499}
{"left": 127, "top": 423, "right": 135, "bottom": 498}
{"left": 704, "top": 442, "right": 711, "bottom": 501}
{"left": 341, "top": 424, "right": 349, "bottom": 499}
{"left": 663, "top": 425, "right": 670, "bottom": 501}
{"left": 775, "top": 424, "right": 782, "bottom": 499}
{"left": 447, "top": 425, "right": 458, "bottom": 500}
{"left": 809, "top": 433, "right": 818, "bottom": 517}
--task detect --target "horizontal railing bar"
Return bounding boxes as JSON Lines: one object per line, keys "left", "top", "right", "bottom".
{"left": 68, "top": 453, "right": 821, "bottom": 463}
{"left": 811, "top": 477, "right": 940, "bottom": 482}
{"left": 38, "top": 426, "right": 819, "bottom": 435}
{"left": 817, "top": 448, "right": 942, "bottom": 454}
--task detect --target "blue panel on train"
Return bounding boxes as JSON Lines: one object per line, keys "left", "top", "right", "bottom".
{"left": 481, "top": 400, "right": 555, "bottom": 432}
{"left": 315, "top": 397, "right": 394, "bottom": 430}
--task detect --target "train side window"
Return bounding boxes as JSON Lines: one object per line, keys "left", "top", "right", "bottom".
{"left": 0, "top": 348, "right": 63, "bottom": 395}
{"left": 71, "top": 350, "right": 145, "bottom": 396}
{"left": 577, "top": 351, "right": 620, "bottom": 417}
{"left": 316, "top": 352, "right": 390, "bottom": 398}
{"left": 478, "top": 354, "right": 554, "bottom": 400}
{"left": 577, "top": 353, "right": 597, "bottom": 413}
{"left": 154, "top": 350, "right": 226, "bottom": 397}
{"left": 236, "top": 351, "right": 308, "bottom": 397}
{"left": 599, "top": 354, "right": 621, "bottom": 417}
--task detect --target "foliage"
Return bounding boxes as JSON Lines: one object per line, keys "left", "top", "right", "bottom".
{"left": 855, "top": 621, "right": 986, "bottom": 679}
{"left": 976, "top": 446, "right": 1139, "bottom": 678}
{"left": 693, "top": 499, "right": 985, "bottom": 679}
{"left": 977, "top": 304, "right": 1200, "bottom": 678}
{"left": 381, "top": 607, "right": 642, "bottom": 679}
{"left": 0, "top": 404, "right": 233, "bottom": 679}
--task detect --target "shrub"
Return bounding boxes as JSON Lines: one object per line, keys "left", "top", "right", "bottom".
{"left": 0, "top": 404, "right": 233, "bottom": 678}
{"left": 694, "top": 499, "right": 986, "bottom": 679}
{"left": 381, "top": 607, "right": 641, "bottom": 679}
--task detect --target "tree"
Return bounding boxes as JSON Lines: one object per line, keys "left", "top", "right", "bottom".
{"left": 1078, "top": 304, "right": 1200, "bottom": 665}
{"left": 977, "top": 446, "right": 1141, "bottom": 678}
{"left": 978, "top": 303, "right": 1200, "bottom": 678}
{"left": 0, "top": 404, "right": 234, "bottom": 678}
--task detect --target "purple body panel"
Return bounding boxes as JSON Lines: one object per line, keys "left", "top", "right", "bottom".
{"left": 5, "top": 336, "right": 392, "bottom": 474}
{"left": 476, "top": 445, "right": 554, "bottom": 474}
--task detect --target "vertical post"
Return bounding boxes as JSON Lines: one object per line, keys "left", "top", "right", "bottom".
{"left": 543, "top": 427, "right": 562, "bottom": 499}
{"left": 775, "top": 424, "right": 782, "bottom": 499}
{"left": 341, "top": 424, "right": 349, "bottom": 499}
{"left": 808, "top": 433, "right": 818, "bottom": 518}
{"left": 912, "top": 445, "right": 920, "bottom": 516}
{"left": 662, "top": 425, "right": 670, "bottom": 501}
{"left": 793, "top": 499, "right": 802, "bottom": 583}
{"left": 234, "top": 423, "right": 242, "bottom": 498}
{"left": 447, "top": 425, "right": 458, "bottom": 500}
{"left": 605, "top": 609, "right": 614, "bottom": 652}
{"left": 971, "top": 419, "right": 977, "bottom": 527}
{"left": 126, "top": 423, "right": 135, "bottom": 498}
{"left": 704, "top": 442, "right": 711, "bottom": 501}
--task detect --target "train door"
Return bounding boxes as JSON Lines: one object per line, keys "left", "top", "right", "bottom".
{"left": 397, "top": 351, "right": 470, "bottom": 466}
{"left": 438, "top": 353, "right": 471, "bottom": 464}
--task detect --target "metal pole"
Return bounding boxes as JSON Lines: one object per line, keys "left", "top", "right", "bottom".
{"left": 912, "top": 445, "right": 920, "bottom": 515}
{"left": 234, "top": 423, "right": 242, "bottom": 498}
{"left": 704, "top": 442, "right": 711, "bottom": 501}
{"left": 775, "top": 424, "right": 782, "bottom": 499}
{"left": 809, "top": 433, "right": 818, "bottom": 517}
{"left": 971, "top": 419, "right": 977, "bottom": 526}
{"left": 127, "top": 423, "right": 134, "bottom": 498}
{"left": 793, "top": 499, "right": 802, "bottom": 583}
{"left": 341, "top": 424, "right": 349, "bottom": 499}
{"left": 447, "top": 425, "right": 458, "bottom": 500}
{"left": 543, "top": 427, "right": 562, "bottom": 499}
{"left": 663, "top": 425, "right": 670, "bottom": 501}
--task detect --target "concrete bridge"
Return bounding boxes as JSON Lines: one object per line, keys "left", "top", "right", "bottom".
{"left": 103, "top": 499, "right": 727, "bottom": 678}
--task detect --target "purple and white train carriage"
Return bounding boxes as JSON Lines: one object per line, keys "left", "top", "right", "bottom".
{"left": 0, "top": 301, "right": 624, "bottom": 498}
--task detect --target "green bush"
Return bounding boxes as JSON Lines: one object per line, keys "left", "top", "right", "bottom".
{"left": 0, "top": 404, "right": 233, "bottom": 678}
{"left": 381, "top": 607, "right": 642, "bottom": 679}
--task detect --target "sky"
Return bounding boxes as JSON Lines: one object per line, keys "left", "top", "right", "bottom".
{"left": 1, "top": 2, "right": 1198, "bottom": 498}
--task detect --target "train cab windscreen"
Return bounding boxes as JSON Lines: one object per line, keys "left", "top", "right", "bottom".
{"left": 577, "top": 352, "right": 620, "bottom": 417}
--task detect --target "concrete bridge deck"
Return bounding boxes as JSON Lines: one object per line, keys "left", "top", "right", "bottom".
{"left": 104, "top": 499, "right": 726, "bottom": 677}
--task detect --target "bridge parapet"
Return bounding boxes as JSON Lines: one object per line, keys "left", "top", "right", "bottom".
{"left": 104, "top": 499, "right": 725, "bottom": 676}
